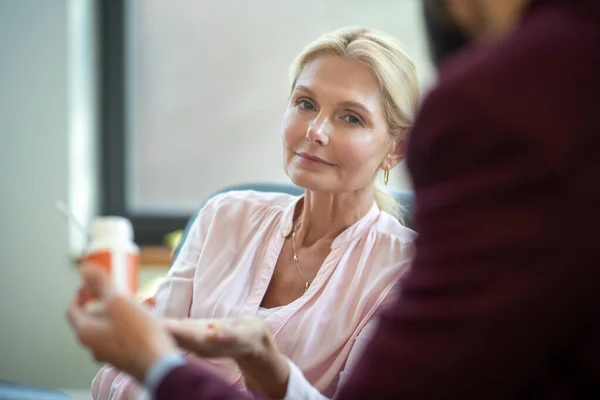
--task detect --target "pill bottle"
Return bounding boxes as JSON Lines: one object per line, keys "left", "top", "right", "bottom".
{"left": 82, "top": 217, "right": 139, "bottom": 304}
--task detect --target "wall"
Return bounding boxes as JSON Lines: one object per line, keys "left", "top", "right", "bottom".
{"left": 0, "top": 0, "right": 102, "bottom": 389}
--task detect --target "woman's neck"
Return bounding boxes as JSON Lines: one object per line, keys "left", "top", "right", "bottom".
{"left": 294, "top": 187, "right": 374, "bottom": 247}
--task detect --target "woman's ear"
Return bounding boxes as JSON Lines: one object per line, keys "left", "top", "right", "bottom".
{"left": 380, "top": 132, "right": 408, "bottom": 170}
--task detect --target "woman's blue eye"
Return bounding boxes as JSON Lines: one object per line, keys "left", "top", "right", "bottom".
{"left": 298, "top": 99, "right": 315, "bottom": 110}
{"left": 345, "top": 114, "right": 362, "bottom": 125}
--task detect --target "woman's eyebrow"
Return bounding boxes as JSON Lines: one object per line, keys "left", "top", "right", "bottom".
{"left": 337, "top": 100, "right": 371, "bottom": 114}
{"left": 294, "top": 84, "right": 317, "bottom": 98}
{"left": 295, "top": 84, "right": 372, "bottom": 114}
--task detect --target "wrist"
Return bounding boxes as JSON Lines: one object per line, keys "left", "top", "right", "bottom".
{"left": 130, "top": 350, "right": 170, "bottom": 383}
{"left": 130, "top": 335, "right": 179, "bottom": 384}
{"left": 236, "top": 334, "right": 289, "bottom": 399}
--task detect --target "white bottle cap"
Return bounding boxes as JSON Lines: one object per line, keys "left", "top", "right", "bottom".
{"left": 90, "top": 216, "right": 134, "bottom": 241}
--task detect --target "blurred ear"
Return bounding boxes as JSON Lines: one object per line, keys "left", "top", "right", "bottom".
{"left": 380, "top": 132, "right": 408, "bottom": 170}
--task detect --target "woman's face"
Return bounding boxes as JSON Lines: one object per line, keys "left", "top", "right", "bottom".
{"left": 282, "top": 54, "right": 397, "bottom": 194}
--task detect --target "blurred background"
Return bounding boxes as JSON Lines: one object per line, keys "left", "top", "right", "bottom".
{"left": 0, "top": 0, "right": 434, "bottom": 396}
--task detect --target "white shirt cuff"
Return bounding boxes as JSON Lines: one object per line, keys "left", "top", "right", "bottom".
{"left": 283, "top": 357, "right": 328, "bottom": 400}
{"left": 144, "top": 352, "right": 186, "bottom": 395}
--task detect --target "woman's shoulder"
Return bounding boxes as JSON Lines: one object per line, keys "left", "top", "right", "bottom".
{"left": 371, "top": 210, "right": 416, "bottom": 244}
{"left": 362, "top": 214, "right": 415, "bottom": 272}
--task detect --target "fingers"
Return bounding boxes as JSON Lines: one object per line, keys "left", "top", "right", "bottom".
{"left": 80, "top": 265, "right": 148, "bottom": 320}
{"left": 161, "top": 317, "right": 269, "bottom": 359}
{"left": 163, "top": 318, "right": 224, "bottom": 337}
{"left": 76, "top": 284, "right": 92, "bottom": 307}
{"left": 66, "top": 301, "right": 111, "bottom": 354}
{"left": 163, "top": 317, "right": 265, "bottom": 341}
{"left": 142, "top": 297, "right": 157, "bottom": 308}
{"left": 163, "top": 318, "right": 207, "bottom": 341}
{"left": 81, "top": 264, "right": 114, "bottom": 300}
{"left": 66, "top": 299, "right": 87, "bottom": 332}
{"left": 162, "top": 319, "right": 223, "bottom": 354}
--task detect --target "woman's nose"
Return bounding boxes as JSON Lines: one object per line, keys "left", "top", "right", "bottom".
{"left": 306, "top": 115, "right": 330, "bottom": 146}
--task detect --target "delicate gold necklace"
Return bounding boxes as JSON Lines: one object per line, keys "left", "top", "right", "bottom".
{"left": 291, "top": 226, "right": 311, "bottom": 293}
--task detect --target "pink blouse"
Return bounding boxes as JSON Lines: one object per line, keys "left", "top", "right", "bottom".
{"left": 92, "top": 190, "right": 415, "bottom": 399}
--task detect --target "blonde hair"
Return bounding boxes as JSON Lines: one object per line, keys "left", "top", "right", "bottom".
{"left": 288, "top": 27, "right": 420, "bottom": 221}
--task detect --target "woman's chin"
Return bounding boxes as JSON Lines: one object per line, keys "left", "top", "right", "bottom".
{"left": 289, "top": 173, "right": 334, "bottom": 192}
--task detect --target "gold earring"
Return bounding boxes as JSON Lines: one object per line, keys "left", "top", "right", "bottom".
{"left": 383, "top": 164, "right": 390, "bottom": 185}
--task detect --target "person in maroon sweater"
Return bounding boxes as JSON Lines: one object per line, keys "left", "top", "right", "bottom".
{"left": 68, "top": 0, "right": 600, "bottom": 398}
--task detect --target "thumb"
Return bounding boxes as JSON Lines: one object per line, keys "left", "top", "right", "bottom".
{"left": 81, "top": 264, "right": 114, "bottom": 300}
{"left": 162, "top": 319, "right": 198, "bottom": 337}
{"left": 162, "top": 319, "right": 212, "bottom": 346}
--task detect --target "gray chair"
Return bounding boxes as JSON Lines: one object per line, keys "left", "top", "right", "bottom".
{"left": 173, "top": 181, "right": 413, "bottom": 262}
{"left": 0, "top": 379, "right": 72, "bottom": 400}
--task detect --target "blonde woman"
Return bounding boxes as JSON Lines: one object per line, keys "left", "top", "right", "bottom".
{"left": 91, "top": 26, "right": 420, "bottom": 399}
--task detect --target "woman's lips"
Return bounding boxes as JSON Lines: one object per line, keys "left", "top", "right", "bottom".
{"left": 297, "top": 152, "right": 334, "bottom": 166}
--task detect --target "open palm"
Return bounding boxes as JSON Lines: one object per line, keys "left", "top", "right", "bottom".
{"left": 161, "top": 316, "right": 270, "bottom": 360}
